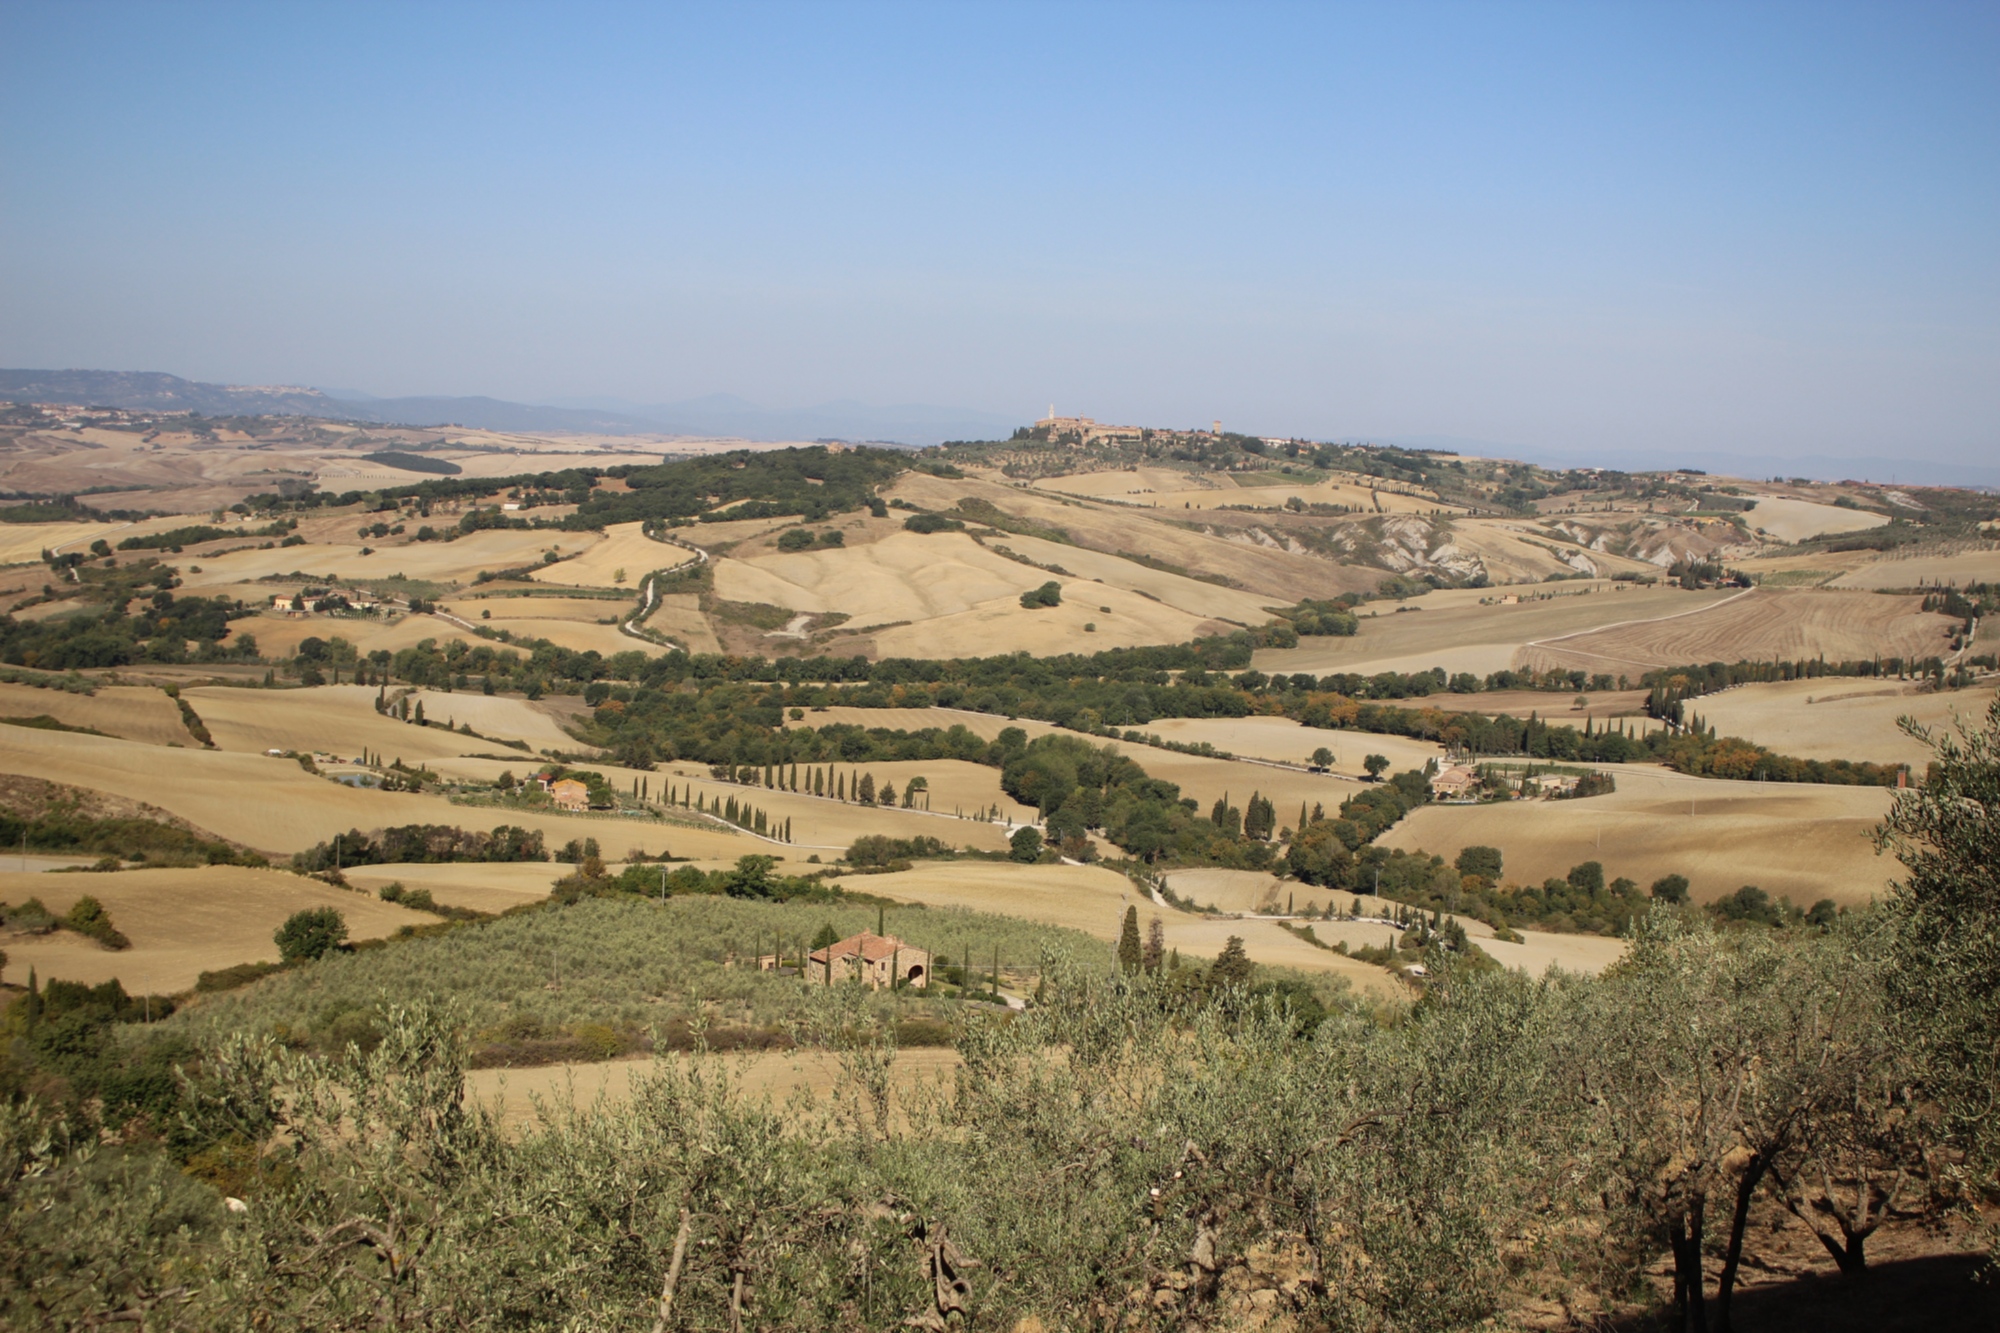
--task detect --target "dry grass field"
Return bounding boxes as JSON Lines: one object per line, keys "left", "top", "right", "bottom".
{"left": 1694, "top": 678, "right": 1998, "bottom": 766}
{"left": 1255, "top": 584, "right": 1735, "bottom": 679}
{"left": 1031, "top": 468, "right": 1458, "bottom": 515}
{"left": 0, "top": 521, "right": 122, "bottom": 565}
{"left": 0, "top": 682, "right": 192, "bottom": 747}
{"left": 0, "top": 865, "right": 431, "bottom": 993}
{"left": 1378, "top": 763, "right": 1900, "bottom": 908}
{"left": 1520, "top": 588, "right": 1957, "bottom": 674}
{"left": 1744, "top": 495, "right": 1889, "bottom": 543}
{"left": 640, "top": 592, "right": 724, "bottom": 654}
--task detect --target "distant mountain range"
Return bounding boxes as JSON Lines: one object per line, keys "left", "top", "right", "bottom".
{"left": 0, "top": 369, "right": 1021, "bottom": 447}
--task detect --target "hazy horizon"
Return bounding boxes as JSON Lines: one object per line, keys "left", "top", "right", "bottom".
{"left": 3, "top": 2, "right": 1995, "bottom": 473}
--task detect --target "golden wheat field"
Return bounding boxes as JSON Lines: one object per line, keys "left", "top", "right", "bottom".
{"left": 0, "top": 682, "right": 193, "bottom": 747}
{"left": 1377, "top": 763, "right": 1900, "bottom": 908}
{"left": 1031, "top": 468, "right": 1457, "bottom": 515}
{"left": 1518, "top": 587, "right": 1957, "bottom": 675}
{"left": 641, "top": 592, "right": 724, "bottom": 654}
{"left": 1692, "top": 678, "right": 1997, "bottom": 766}
{"left": 0, "top": 865, "right": 432, "bottom": 993}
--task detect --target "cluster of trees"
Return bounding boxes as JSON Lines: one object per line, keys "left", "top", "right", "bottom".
{"left": 114, "top": 519, "right": 294, "bottom": 552}
{"left": 0, "top": 590, "right": 257, "bottom": 670}
{"left": 557, "top": 447, "right": 906, "bottom": 530}
{"left": 1284, "top": 770, "right": 1434, "bottom": 888}
{"left": 291, "top": 823, "right": 549, "bottom": 872}
{"left": 0, "top": 808, "right": 254, "bottom": 867}
{"left": 1278, "top": 598, "right": 1360, "bottom": 636}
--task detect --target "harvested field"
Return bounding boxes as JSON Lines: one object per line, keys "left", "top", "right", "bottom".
{"left": 0, "top": 725, "right": 746, "bottom": 859}
{"left": 0, "top": 865, "right": 431, "bottom": 993}
{"left": 886, "top": 472, "right": 1369, "bottom": 601}
{"left": 742, "top": 755, "right": 1039, "bottom": 826}
{"left": 868, "top": 586, "right": 1231, "bottom": 659}
{"left": 184, "top": 684, "right": 507, "bottom": 762}
{"left": 1519, "top": 588, "right": 1958, "bottom": 675}
{"left": 342, "top": 861, "right": 565, "bottom": 914}
{"left": 1378, "top": 763, "right": 1900, "bottom": 908}
{"left": 1828, "top": 547, "right": 2000, "bottom": 590}
{"left": 1744, "top": 495, "right": 1889, "bottom": 543}
{"left": 0, "top": 521, "right": 123, "bottom": 564}
{"left": 398, "top": 689, "right": 586, "bottom": 751}
{"left": 1694, "top": 678, "right": 1997, "bottom": 767}
{"left": 965, "top": 532, "right": 1281, "bottom": 622}
{"left": 0, "top": 681, "right": 191, "bottom": 747}
{"left": 1133, "top": 715, "right": 1444, "bottom": 779}
{"left": 1034, "top": 468, "right": 1454, "bottom": 515}
{"left": 530, "top": 522, "right": 677, "bottom": 588}
{"left": 1255, "top": 584, "right": 1735, "bottom": 679}
{"left": 175, "top": 528, "right": 591, "bottom": 590}
{"left": 641, "top": 592, "right": 723, "bottom": 655}
{"left": 467, "top": 1048, "right": 967, "bottom": 1135}
{"left": 860, "top": 860, "right": 1397, "bottom": 995}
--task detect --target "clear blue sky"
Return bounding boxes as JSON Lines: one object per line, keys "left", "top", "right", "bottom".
{"left": 3, "top": 1, "right": 1995, "bottom": 469}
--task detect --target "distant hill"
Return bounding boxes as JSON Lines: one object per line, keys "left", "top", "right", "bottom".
{"left": 0, "top": 369, "right": 1013, "bottom": 445}
{"left": 0, "top": 369, "right": 338, "bottom": 417}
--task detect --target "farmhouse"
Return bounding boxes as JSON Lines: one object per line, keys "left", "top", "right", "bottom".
{"left": 805, "top": 930, "right": 931, "bottom": 990}
{"left": 1429, "top": 764, "right": 1481, "bottom": 801}
{"left": 549, "top": 778, "right": 590, "bottom": 811}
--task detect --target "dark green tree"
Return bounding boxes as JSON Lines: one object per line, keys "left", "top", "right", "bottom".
{"left": 1117, "top": 905, "right": 1142, "bottom": 974}
{"left": 274, "top": 907, "right": 347, "bottom": 963}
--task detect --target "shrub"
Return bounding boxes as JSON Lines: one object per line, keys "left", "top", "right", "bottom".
{"left": 1009, "top": 826, "right": 1044, "bottom": 862}
{"left": 63, "top": 895, "right": 130, "bottom": 950}
{"left": 275, "top": 907, "right": 348, "bottom": 962}
{"left": 903, "top": 512, "right": 964, "bottom": 534}
{"left": 1019, "top": 580, "right": 1062, "bottom": 608}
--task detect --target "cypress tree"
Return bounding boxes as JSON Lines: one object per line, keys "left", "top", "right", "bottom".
{"left": 1117, "top": 905, "right": 1142, "bottom": 974}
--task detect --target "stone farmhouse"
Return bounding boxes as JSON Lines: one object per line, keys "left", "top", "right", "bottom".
{"left": 805, "top": 931, "right": 931, "bottom": 989}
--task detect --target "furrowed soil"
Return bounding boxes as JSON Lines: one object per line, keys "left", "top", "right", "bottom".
{"left": 0, "top": 865, "right": 432, "bottom": 993}
{"left": 1378, "top": 764, "right": 1900, "bottom": 908}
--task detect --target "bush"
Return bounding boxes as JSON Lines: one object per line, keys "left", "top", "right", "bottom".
{"left": 1009, "top": 826, "right": 1044, "bottom": 862}
{"left": 63, "top": 895, "right": 130, "bottom": 950}
{"left": 275, "top": 907, "right": 348, "bottom": 962}
{"left": 1019, "top": 581, "right": 1062, "bottom": 609}
{"left": 903, "top": 512, "right": 965, "bottom": 534}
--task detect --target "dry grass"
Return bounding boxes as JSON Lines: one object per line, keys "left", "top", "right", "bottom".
{"left": 0, "top": 682, "right": 191, "bottom": 747}
{"left": 1033, "top": 468, "right": 1456, "bottom": 515}
{"left": 1377, "top": 763, "right": 1900, "bottom": 908}
{"left": 1133, "top": 715, "right": 1444, "bottom": 779}
{"left": 0, "top": 865, "right": 432, "bottom": 993}
{"left": 1520, "top": 588, "right": 1957, "bottom": 674}
{"left": 1694, "top": 678, "right": 1998, "bottom": 767}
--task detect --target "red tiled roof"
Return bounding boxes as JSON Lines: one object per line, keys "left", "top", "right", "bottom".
{"left": 811, "top": 931, "right": 919, "bottom": 964}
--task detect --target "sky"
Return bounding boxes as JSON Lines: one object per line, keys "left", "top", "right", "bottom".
{"left": 2, "top": 1, "right": 1996, "bottom": 472}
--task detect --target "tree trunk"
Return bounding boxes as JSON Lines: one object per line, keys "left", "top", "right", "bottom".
{"left": 1668, "top": 1195, "right": 1709, "bottom": 1333}
{"left": 1715, "top": 1152, "right": 1773, "bottom": 1333}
